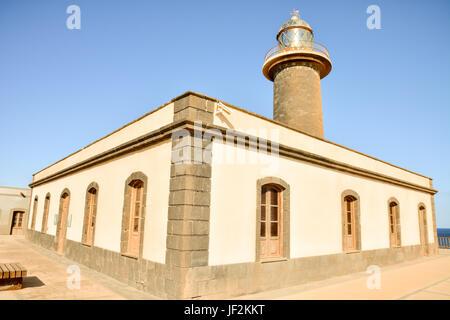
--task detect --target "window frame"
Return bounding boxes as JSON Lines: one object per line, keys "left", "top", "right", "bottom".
{"left": 82, "top": 182, "right": 99, "bottom": 247}
{"left": 30, "top": 196, "right": 38, "bottom": 230}
{"left": 128, "top": 180, "right": 144, "bottom": 255}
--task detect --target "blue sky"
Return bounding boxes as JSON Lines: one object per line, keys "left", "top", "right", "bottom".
{"left": 1, "top": 0, "right": 449, "bottom": 227}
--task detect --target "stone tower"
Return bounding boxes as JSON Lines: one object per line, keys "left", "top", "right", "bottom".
{"left": 263, "top": 11, "right": 332, "bottom": 139}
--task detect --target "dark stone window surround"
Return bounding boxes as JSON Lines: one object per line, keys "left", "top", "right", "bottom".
{"left": 120, "top": 172, "right": 148, "bottom": 259}
{"left": 255, "top": 177, "right": 290, "bottom": 262}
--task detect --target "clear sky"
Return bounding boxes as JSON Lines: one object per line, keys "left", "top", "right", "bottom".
{"left": 1, "top": 0, "right": 449, "bottom": 227}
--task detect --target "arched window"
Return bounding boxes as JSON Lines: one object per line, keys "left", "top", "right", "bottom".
{"left": 388, "top": 199, "right": 401, "bottom": 247}
{"left": 121, "top": 172, "right": 147, "bottom": 258}
{"left": 41, "top": 193, "right": 51, "bottom": 233}
{"left": 256, "top": 177, "right": 290, "bottom": 262}
{"left": 30, "top": 196, "right": 38, "bottom": 230}
{"left": 82, "top": 183, "right": 99, "bottom": 246}
{"left": 418, "top": 204, "right": 428, "bottom": 256}
{"left": 55, "top": 189, "right": 71, "bottom": 255}
{"left": 341, "top": 190, "right": 361, "bottom": 252}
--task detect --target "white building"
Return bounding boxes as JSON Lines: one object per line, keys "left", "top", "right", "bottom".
{"left": 0, "top": 186, "right": 30, "bottom": 235}
{"left": 26, "top": 13, "right": 438, "bottom": 299}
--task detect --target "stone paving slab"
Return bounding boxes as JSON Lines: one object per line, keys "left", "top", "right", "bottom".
{"left": 0, "top": 235, "right": 158, "bottom": 300}
{"left": 406, "top": 290, "right": 450, "bottom": 300}
{"left": 1, "top": 235, "right": 449, "bottom": 300}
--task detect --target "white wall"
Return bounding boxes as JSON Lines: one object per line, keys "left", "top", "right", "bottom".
{"left": 208, "top": 141, "right": 435, "bottom": 266}
{"left": 28, "top": 141, "right": 172, "bottom": 263}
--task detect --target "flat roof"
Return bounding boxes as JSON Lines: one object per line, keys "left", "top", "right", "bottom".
{"left": 32, "top": 90, "right": 432, "bottom": 181}
{"left": 0, "top": 186, "right": 30, "bottom": 191}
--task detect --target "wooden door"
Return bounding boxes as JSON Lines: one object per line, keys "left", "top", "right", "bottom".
{"left": 128, "top": 181, "right": 143, "bottom": 256}
{"left": 260, "top": 186, "right": 282, "bottom": 260}
{"left": 418, "top": 207, "right": 428, "bottom": 256}
{"left": 10, "top": 211, "right": 24, "bottom": 235}
{"left": 56, "top": 194, "right": 70, "bottom": 255}
{"left": 344, "top": 197, "right": 356, "bottom": 251}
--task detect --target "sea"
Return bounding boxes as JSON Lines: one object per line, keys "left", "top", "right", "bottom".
{"left": 437, "top": 228, "right": 450, "bottom": 237}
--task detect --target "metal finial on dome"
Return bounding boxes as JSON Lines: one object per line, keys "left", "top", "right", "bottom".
{"left": 290, "top": 9, "right": 300, "bottom": 19}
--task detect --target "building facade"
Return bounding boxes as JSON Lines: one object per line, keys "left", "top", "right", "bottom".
{"left": 25, "top": 13, "right": 438, "bottom": 299}
{"left": 0, "top": 186, "right": 30, "bottom": 235}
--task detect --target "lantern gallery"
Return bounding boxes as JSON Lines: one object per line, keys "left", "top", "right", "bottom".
{"left": 26, "top": 12, "right": 438, "bottom": 299}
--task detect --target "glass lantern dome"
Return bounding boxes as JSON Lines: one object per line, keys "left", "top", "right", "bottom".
{"left": 263, "top": 11, "right": 332, "bottom": 81}
{"left": 276, "top": 12, "right": 313, "bottom": 49}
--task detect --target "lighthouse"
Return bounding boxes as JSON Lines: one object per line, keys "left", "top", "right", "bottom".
{"left": 263, "top": 11, "right": 332, "bottom": 139}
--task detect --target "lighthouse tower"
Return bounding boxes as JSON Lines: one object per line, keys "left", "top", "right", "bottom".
{"left": 263, "top": 11, "right": 332, "bottom": 139}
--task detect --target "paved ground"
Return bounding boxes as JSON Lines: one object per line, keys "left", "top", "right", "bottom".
{"left": 238, "top": 249, "right": 450, "bottom": 300}
{"left": 0, "top": 235, "right": 157, "bottom": 300}
{"left": 0, "top": 235, "right": 449, "bottom": 299}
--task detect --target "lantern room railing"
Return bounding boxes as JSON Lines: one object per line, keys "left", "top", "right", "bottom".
{"left": 264, "top": 41, "right": 330, "bottom": 62}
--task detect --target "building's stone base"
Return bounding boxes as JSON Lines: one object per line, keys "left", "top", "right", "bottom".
{"left": 26, "top": 229, "right": 55, "bottom": 250}
{"left": 25, "top": 229, "right": 437, "bottom": 299}
{"left": 183, "top": 244, "right": 438, "bottom": 299}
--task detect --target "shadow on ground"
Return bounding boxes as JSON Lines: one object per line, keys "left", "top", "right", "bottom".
{"left": 23, "top": 276, "right": 45, "bottom": 289}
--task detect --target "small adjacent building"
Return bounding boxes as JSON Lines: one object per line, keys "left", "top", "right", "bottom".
{"left": 25, "top": 13, "right": 438, "bottom": 299}
{"left": 0, "top": 186, "right": 30, "bottom": 235}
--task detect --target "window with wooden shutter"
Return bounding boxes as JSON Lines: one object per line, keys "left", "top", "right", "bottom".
{"left": 83, "top": 187, "right": 97, "bottom": 246}
{"left": 343, "top": 195, "right": 356, "bottom": 251}
{"left": 260, "top": 185, "right": 282, "bottom": 260}
{"left": 41, "top": 194, "right": 51, "bottom": 233}
{"left": 31, "top": 197, "right": 38, "bottom": 230}
{"left": 388, "top": 201, "right": 401, "bottom": 247}
{"left": 127, "top": 180, "right": 144, "bottom": 257}
{"left": 56, "top": 191, "right": 70, "bottom": 255}
{"left": 418, "top": 205, "right": 428, "bottom": 256}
